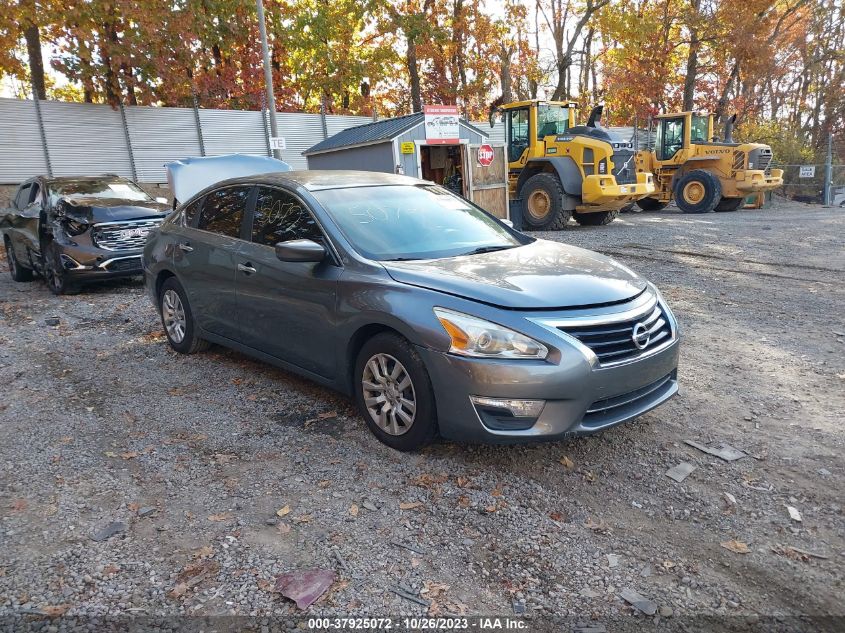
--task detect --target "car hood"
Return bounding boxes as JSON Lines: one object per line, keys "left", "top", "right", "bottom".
{"left": 61, "top": 197, "right": 170, "bottom": 223}
{"left": 381, "top": 239, "right": 647, "bottom": 309}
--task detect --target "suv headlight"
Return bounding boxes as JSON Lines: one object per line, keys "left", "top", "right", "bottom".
{"left": 434, "top": 308, "right": 548, "bottom": 359}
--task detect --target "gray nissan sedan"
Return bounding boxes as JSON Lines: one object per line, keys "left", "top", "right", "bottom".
{"left": 143, "top": 170, "right": 679, "bottom": 451}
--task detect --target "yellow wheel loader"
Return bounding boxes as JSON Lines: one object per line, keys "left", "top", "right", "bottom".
{"left": 634, "top": 112, "right": 784, "bottom": 213}
{"left": 490, "top": 100, "right": 656, "bottom": 229}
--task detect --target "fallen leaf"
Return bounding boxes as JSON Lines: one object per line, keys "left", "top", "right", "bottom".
{"left": 59, "top": 436, "right": 73, "bottom": 444}
{"left": 277, "top": 523, "right": 292, "bottom": 535}
{"left": 721, "top": 539, "right": 750, "bottom": 554}
{"left": 41, "top": 604, "right": 70, "bottom": 618}
{"left": 168, "top": 387, "right": 186, "bottom": 396}
{"left": 317, "top": 480, "right": 331, "bottom": 489}
{"left": 257, "top": 578, "right": 274, "bottom": 591}
{"left": 456, "top": 476, "right": 471, "bottom": 487}
{"left": 412, "top": 473, "right": 448, "bottom": 488}
{"left": 276, "top": 505, "right": 291, "bottom": 517}
{"left": 120, "top": 451, "right": 138, "bottom": 460}
{"left": 491, "top": 486, "right": 503, "bottom": 497}
{"left": 103, "top": 451, "right": 117, "bottom": 458}
{"left": 193, "top": 546, "right": 214, "bottom": 559}
{"left": 400, "top": 501, "right": 424, "bottom": 511}
{"left": 208, "top": 512, "right": 234, "bottom": 522}
{"left": 275, "top": 569, "right": 336, "bottom": 609}
{"left": 127, "top": 502, "right": 140, "bottom": 513}
{"left": 457, "top": 496, "right": 470, "bottom": 508}
{"left": 348, "top": 504, "right": 359, "bottom": 517}
{"left": 10, "top": 499, "right": 28, "bottom": 512}
{"left": 584, "top": 470, "right": 596, "bottom": 483}
{"left": 584, "top": 517, "right": 611, "bottom": 534}
{"left": 559, "top": 456, "right": 575, "bottom": 470}
{"left": 293, "top": 514, "right": 312, "bottom": 523}
{"left": 485, "top": 505, "right": 497, "bottom": 513}
{"left": 549, "top": 511, "right": 565, "bottom": 522}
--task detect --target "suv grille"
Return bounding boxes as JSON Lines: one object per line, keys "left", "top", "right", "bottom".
{"left": 558, "top": 302, "right": 673, "bottom": 366}
{"left": 92, "top": 218, "right": 163, "bottom": 251}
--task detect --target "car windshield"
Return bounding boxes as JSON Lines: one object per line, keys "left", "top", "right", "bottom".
{"left": 313, "top": 184, "right": 527, "bottom": 261}
{"left": 537, "top": 104, "right": 569, "bottom": 139}
{"left": 50, "top": 180, "right": 152, "bottom": 203}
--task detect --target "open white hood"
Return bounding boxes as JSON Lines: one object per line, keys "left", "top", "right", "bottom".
{"left": 165, "top": 154, "right": 292, "bottom": 203}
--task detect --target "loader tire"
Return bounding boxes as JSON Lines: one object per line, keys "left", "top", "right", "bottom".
{"left": 675, "top": 170, "right": 722, "bottom": 214}
{"left": 520, "top": 173, "right": 571, "bottom": 230}
{"left": 636, "top": 197, "right": 668, "bottom": 212}
{"left": 715, "top": 197, "right": 744, "bottom": 212}
{"left": 573, "top": 210, "right": 619, "bottom": 226}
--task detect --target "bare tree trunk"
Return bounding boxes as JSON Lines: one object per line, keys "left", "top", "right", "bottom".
{"left": 407, "top": 36, "right": 422, "bottom": 112}
{"left": 714, "top": 62, "right": 739, "bottom": 121}
{"left": 499, "top": 44, "right": 513, "bottom": 103}
{"left": 682, "top": 0, "right": 702, "bottom": 111}
{"left": 20, "top": 0, "right": 46, "bottom": 100}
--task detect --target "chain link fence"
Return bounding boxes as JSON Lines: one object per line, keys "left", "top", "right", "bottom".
{"left": 773, "top": 163, "right": 845, "bottom": 206}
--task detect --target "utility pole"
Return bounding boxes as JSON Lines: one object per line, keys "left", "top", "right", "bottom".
{"left": 824, "top": 132, "right": 832, "bottom": 206}
{"left": 256, "top": 0, "right": 280, "bottom": 159}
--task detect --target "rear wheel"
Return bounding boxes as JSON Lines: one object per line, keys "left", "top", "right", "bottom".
{"left": 620, "top": 202, "right": 639, "bottom": 213}
{"left": 636, "top": 197, "right": 669, "bottom": 212}
{"left": 573, "top": 210, "right": 619, "bottom": 226}
{"left": 520, "top": 173, "right": 571, "bottom": 230}
{"left": 4, "top": 237, "right": 34, "bottom": 282}
{"left": 354, "top": 333, "right": 437, "bottom": 451}
{"left": 674, "top": 170, "right": 722, "bottom": 213}
{"left": 158, "top": 276, "right": 209, "bottom": 354}
{"left": 714, "top": 197, "right": 744, "bottom": 212}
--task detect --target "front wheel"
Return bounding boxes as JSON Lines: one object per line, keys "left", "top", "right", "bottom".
{"left": 674, "top": 170, "right": 722, "bottom": 213}
{"left": 715, "top": 197, "right": 744, "bottom": 212}
{"left": 43, "top": 242, "right": 76, "bottom": 295}
{"left": 159, "top": 276, "right": 209, "bottom": 354}
{"left": 354, "top": 333, "right": 437, "bottom": 451}
{"left": 573, "top": 210, "right": 619, "bottom": 226}
{"left": 520, "top": 173, "right": 571, "bottom": 230}
{"left": 636, "top": 197, "right": 669, "bottom": 212}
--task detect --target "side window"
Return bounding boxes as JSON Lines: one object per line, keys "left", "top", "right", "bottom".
{"left": 508, "top": 108, "right": 529, "bottom": 163}
{"left": 659, "top": 117, "right": 685, "bottom": 160}
{"left": 29, "top": 184, "right": 41, "bottom": 205}
{"left": 252, "top": 187, "right": 321, "bottom": 246}
{"left": 182, "top": 196, "right": 204, "bottom": 227}
{"left": 198, "top": 187, "right": 250, "bottom": 238}
{"left": 14, "top": 184, "right": 31, "bottom": 210}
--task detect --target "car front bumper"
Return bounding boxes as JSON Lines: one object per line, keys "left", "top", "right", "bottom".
{"left": 416, "top": 303, "right": 680, "bottom": 443}
{"left": 580, "top": 172, "right": 656, "bottom": 209}
{"left": 735, "top": 169, "right": 784, "bottom": 192}
{"left": 57, "top": 241, "right": 145, "bottom": 280}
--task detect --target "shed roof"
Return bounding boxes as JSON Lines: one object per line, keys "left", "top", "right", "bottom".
{"left": 303, "top": 113, "right": 488, "bottom": 156}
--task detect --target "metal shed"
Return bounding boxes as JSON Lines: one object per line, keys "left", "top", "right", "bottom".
{"left": 303, "top": 112, "right": 510, "bottom": 219}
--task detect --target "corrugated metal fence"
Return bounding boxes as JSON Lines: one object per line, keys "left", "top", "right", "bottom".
{"left": 0, "top": 97, "right": 505, "bottom": 185}
{"left": 0, "top": 98, "right": 376, "bottom": 184}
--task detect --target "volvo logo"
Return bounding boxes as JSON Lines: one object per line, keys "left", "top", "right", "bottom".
{"left": 631, "top": 322, "right": 651, "bottom": 349}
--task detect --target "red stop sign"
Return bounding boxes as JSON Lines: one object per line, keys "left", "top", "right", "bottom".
{"left": 477, "top": 144, "right": 494, "bottom": 167}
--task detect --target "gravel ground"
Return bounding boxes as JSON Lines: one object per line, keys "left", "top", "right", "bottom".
{"left": 0, "top": 200, "right": 843, "bottom": 631}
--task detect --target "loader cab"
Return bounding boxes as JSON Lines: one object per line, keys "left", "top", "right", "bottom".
{"left": 502, "top": 100, "right": 578, "bottom": 167}
{"left": 654, "top": 112, "right": 715, "bottom": 162}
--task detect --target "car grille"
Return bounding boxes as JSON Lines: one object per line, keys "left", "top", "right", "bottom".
{"left": 611, "top": 149, "right": 637, "bottom": 184}
{"left": 557, "top": 301, "right": 673, "bottom": 366}
{"left": 748, "top": 148, "right": 773, "bottom": 174}
{"left": 582, "top": 371, "right": 676, "bottom": 427}
{"left": 102, "top": 256, "right": 142, "bottom": 272}
{"left": 91, "top": 218, "right": 162, "bottom": 251}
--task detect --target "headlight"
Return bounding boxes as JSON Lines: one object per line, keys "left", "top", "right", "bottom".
{"left": 434, "top": 308, "right": 548, "bottom": 359}
{"left": 64, "top": 218, "right": 90, "bottom": 236}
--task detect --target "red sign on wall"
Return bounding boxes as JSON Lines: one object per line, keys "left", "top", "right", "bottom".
{"left": 424, "top": 105, "right": 460, "bottom": 144}
{"left": 477, "top": 144, "right": 494, "bottom": 167}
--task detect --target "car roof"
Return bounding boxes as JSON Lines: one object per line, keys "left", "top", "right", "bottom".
{"left": 203, "top": 170, "right": 426, "bottom": 193}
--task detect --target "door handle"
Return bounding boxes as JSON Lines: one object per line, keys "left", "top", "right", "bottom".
{"left": 237, "top": 263, "right": 257, "bottom": 274}
{"left": 178, "top": 243, "right": 193, "bottom": 252}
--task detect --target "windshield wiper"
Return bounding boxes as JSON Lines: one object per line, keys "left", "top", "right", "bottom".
{"left": 384, "top": 256, "right": 420, "bottom": 261}
{"left": 459, "top": 245, "right": 516, "bottom": 256}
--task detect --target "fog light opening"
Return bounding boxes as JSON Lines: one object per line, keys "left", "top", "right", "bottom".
{"left": 470, "top": 396, "right": 545, "bottom": 432}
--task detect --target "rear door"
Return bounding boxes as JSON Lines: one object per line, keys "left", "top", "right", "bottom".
{"left": 173, "top": 185, "right": 253, "bottom": 341}
{"left": 236, "top": 185, "right": 341, "bottom": 378}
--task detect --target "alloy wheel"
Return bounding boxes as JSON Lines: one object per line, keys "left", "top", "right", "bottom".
{"left": 362, "top": 353, "right": 417, "bottom": 436}
{"left": 162, "top": 289, "right": 186, "bottom": 344}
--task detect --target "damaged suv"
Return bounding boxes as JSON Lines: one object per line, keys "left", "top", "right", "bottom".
{"left": 2, "top": 175, "right": 169, "bottom": 294}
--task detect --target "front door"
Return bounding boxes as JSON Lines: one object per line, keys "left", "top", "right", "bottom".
{"left": 174, "top": 185, "right": 252, "bottom": 341}
{"left": 236, "top": 185, "right": 340, "bottom": 379}
{"left": 466, "top": 143, "right": 509, "bottom": 219}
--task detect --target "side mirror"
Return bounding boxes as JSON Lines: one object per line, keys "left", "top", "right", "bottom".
{"left": 155, "top": 197, "right": 168, "bottom": 204}
{"left": 275, "top": 239, "right": 326, "bottom": 263}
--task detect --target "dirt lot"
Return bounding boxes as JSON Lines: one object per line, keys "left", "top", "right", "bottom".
{"left": 0, "top": 201, "right": 843, "bottom": 630}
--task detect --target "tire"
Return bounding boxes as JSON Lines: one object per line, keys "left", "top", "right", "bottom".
{"left": 573, "top": 210, "right": 619, "bottom": 226}
{"left": 354, "top": 332, "right": 437, "bottom": 451}
{"left": 158, "top": 276, "right": 210, "bottom": 354}
{"left": 636, "top": 197, "right": 669, "bottom": 212}
{"left": 43, "top": 241, "right": 77, "bottom": 295}
{"left": 4, "top": 237, "right": 34, "bottom": 282}
{"left": 519, "top": 173, "right": 571, "bottom": 230}
{"left": 714, "top": 197, "right": 744, "bottom": 212}
{"left": 674, "top": 170, "right": 722, "bottom": 214}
